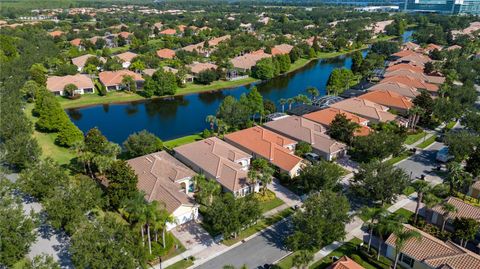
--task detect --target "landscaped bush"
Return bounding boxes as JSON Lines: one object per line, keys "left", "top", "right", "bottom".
{"left": 253, "top": 190, "right": 276, "bottom": 202}
{"left": 95, "top": 80, "right": 107, "bottom": 96}
{"left": 351, "top": 254, "right": 364, "bottom": 266}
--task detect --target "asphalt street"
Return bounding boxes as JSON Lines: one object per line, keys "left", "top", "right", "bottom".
{"left": 195, "top": 219, "right": 292, "bottom": 269}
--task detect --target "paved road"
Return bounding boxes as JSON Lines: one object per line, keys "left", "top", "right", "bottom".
{"left": 395, "top": 142, "right": 445, "bottom": 185}
{"left": 195, "top": 220, "right": 291, "bottom": 269}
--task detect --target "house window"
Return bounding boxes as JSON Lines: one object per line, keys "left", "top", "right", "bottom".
{"left": 399, "top": 253, "right": 415, "bottom": 268}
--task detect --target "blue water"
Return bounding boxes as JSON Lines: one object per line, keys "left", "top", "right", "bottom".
{"left": 68, "top": 49, "right": 375, "bottom": 144}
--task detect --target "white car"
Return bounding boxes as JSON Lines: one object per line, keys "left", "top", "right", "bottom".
{"left": 305, "top": 152, "right": 320, "bottom": 163}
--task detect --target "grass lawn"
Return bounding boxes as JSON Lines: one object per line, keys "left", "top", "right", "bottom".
{"left": 445, "top": 121, "right": 457, "bottom": 130}
{"left": 165, "top": 258, "right": 194, "bottom": 269}
{"left": 385, "top": 152, "right": 413, "bottom": 166}
{"left": 177, "top": 77, "right": 258, "bottom": 95}
{"left": 259, "top": 196, "right": 285, "bottom": 213}
{"left": 393, "top": 208, "right": 414, "bottom": 221}
{"left": 405, "top": 131, "right": 426, "bottom": 145}
{"left": 222, "top": 208, "right": 293, "bottom": 246}
{"left": 288, "top": 58, "right": 310, "bottom": 71}
{"left": 25, "top": 104, "right": 76, "bottom": 165}
{"left": 403, "top": 186, "right": 415, "bottom": 196}
{"left": 58, "top": 91, "right": 147, "bottom": 109}
{"left": 417, "top": 135, "right": 437, "bottom": 149}
{"left": 163, "top": 134, "right": 203, "bottom": 148}
{"left": 12, "top": 258, "right": 28, "bottom": 269}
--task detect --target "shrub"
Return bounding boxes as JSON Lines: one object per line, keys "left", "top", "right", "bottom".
{"left": 253, "top": 190, "right": 276, "bottom": 202}
{"left": 351, "top": 254, "right": 364, "bottom": 266}
{"left": 95, "top": 80, "right": 107, "bottom": 96}
{"left": 201, "top": 129, "right": 212, "bottom": 138}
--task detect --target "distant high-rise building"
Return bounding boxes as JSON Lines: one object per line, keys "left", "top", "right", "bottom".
{"left": 318, "top": 0, "right": 404, "bottom": 5}
{"left": 403, "top": 0, "right": 480, "bottom": 15}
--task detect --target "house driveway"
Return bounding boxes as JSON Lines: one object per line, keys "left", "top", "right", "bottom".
{"left": 268, "top": 178, "right": 302, "bottom": 207}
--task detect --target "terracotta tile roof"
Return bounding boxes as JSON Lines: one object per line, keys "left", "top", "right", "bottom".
{"left": 424, "top": 43, "right": 443, "bottom": 52}
{"left": 156, "top": 48, "right": 176, "bottom": 59}
{"left": 393, "top": 53, "right": 432, "bottom": 67}
{"left": 224, "top": 126, "right": 302, "bottom": 172}
{"left": 393, "top": 49, "right": 417, "bottom": 58}
{"left": 160, "top": 28, "right": 177, "bottom": 35}
{"left": 431, "top": 197, "right": 480, "bottom": 222}
{"left": 327, "top": 256, "right": 365, "bottom": 269}
{"left": 71, "top": 54, "right": 105, "bottom": 69}
{"left": 330, "top": 98, "right": 397, "bottom": 123}
{"left": 368, "top": 82, "right": 420, "bottom": 99}
{"left": 271, "top": 44, "right": 293, "bottom": 55}
{"left": 471, "top": 181, "right": 480, "bottom": 191}
{"left": 303, "top": 107, "right": 369, "bottom": 126}
{"left": 382, "top": 75, "right": 439, "bottom": 92}
{"left": 402, "top": 42, "right": 421, "bottom": 51}
{"left": 386, "top": 224, "right": 480, "bottom": 269}
{"left": 264, "top": 116, "right": 347, "bottom": 156}
{"left": 231, "top": 49, "right": 272, "bottom": 70}
{"left": 208, "top": 35, "right": 230, "bottom": 46}
{"left": 384, "top": 69, "right": 445, "bottom": 85}
{"left": 143, "top": 68, "right": 156, "bottom": 76}
{"left": 99, "top": 70, "right": 144, "bottom": 87}
{"left": 177, "top": 24, "right": 187, "bottom": 32}
{"left": 153, "top": 22, "right": 163, "bottom": 29}
{"left": 447, "top": 45, "right": 462, "bottom": 51}
{"left": 70, "top": 38, "right": 82, "bottom": 46}
{"left": 182, "top": 43, "right": 205, "bottom": 53}
{"left": 187, "top": 62, "right": 217, "bottom": 74}
{"left": 114, "top": 51, "right": 138, "bottom": 63}
{"left": 174, "top": 137, "right": 252, "bottom": 192}
{"left": 127, "top": 151, "right": 196, "bottom": 213}
{"left": 46, "top": 74, "right": 94, "bottom": 93}
{"left": 118, "top": 31, "right": 132, "bottom": 39}
{"left": 358, "top": 90, "right": 413, "bottom": 111}
{"left": 49, "top": 30, "right": 64, "bottom": 37}
{"left": 386, "top": 63, "right": 424, "bottom": 73}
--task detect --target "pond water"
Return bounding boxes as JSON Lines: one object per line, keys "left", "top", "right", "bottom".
{"left": 68, "top": 30, "right": 414, "bottom": 144}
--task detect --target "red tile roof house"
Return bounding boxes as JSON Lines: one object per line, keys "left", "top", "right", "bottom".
{"left": 358, "top": 90, "right": 413, "bottom": 115}
{"left": 114, "top": 51, "right": 138, "bottom": 69}
{"left": 159, "top": 28, "right": 177, "bottom": 35}
{"left": 187, "top": 62, "right": 218, "bottom": 77}
{"left": 385, "top": 224, "right": 480, "bottom": 269}
{"left": 263, "top": 116, "right": 347, "bottom": 161}
{"left": 156, "top": 48, "right": 176, "bottom": 59}
{"left": 368, "top": 81, "right": 420, "bottom": 99}
{"left": 425, "top": 197, "right": 480, "bottom": 233}
{"left": 392, "top": 53, "right": 432, "bottom": 67}
{"left": 224, "top": 126, "right": 304, "bottom": 177}
{"left": 381, "top": 75, "right": 439, "bottom": 95}
{"left": 46, "top": 74, "right": 95, "bottom": 96}
{"left": 71, "top": 54, "right": 106, "bottom": 72}
{"left": 127, "top": 151, "right": 198, "bottom": 230}
{"left": 303, "top": 108, "right": 372, "bottom": 137}
{"left": 271, "top": 44, "right": 293, "bottom": 56}
{"left": 99, "top": 70, "right": 144, "bottom": 91}
{"left": 384, "top": 69, "right": 445, "bottom": 85}
{"left": 327, "top": 256, "right": 364, "bottom": 269}
{"left": 329, "top": 98, "right": 404, "bottom": 126}
{"left": 386, "top": 63, "right": 424, "bottom": 74}
{"left": 174, "top": 137, "right": 258, "bottom": 197}
{"left": 230, "top": 50, "right": 272, "bottom": 72}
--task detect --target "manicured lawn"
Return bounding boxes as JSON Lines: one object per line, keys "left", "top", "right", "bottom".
{"left": 403, "top": 186, "right": 415, "bottom": 196}
{"left": 385, "top": 152, "right": 413, "bottom": 166}
{"left": 58, "top": 91, "right": 147, "bottom": 109}
{"left": 165, "top": 258, "right": 194, "bottom": 269}
{"left": 393, "top": 208, "right": 414, "bottom": 221}
{"left": 163, "top": 134, "right": 203, "bottom": 148}
{"left": 417, "top": 135, "right": 437, "bottom": 149}
{"left": 259, "top": 196, "right": 285, "bottom": 213}
{"left": 177, "top": 77, "right": 258, "bottom": 95}
{"left": 445, "top": 121, "right": 456, "bottom": 130}
{"left": 405, "top": 131, "right": 426, "bottom": 145}
{"left": 222, "top": 208, "right": 293, "bottom": 246}
{"left": 288, "top": 58, "right": 310, "bottom": 71}
{"left": 25, "top": 104, "right": 76, "bottom": 165}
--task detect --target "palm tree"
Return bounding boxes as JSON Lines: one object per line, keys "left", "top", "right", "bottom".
{"left": 247, "top": 169, "right": 260, "bottom": 188}
{"left": 216, "top": 119, "right": 228, "bottom": 136}
{"left": 123, "top": 192, "right": 148, "bottom": 246}
{"left": 287, "top": 98, "right": 295, "bottom": 110}
{"left": 279, "top": 98, "right": 287, "bottom": 113}
{"left": 292, "top": 250, "right": 313, "bottom": 269}
{"left": 306, "top": 87, "right": 319, "bottom": 101}
{"left": 194, "top": 175, "right": 220, "bottom": 206}
{"left": 440, "top": 202, "right": 457, "bottom": 232}
{"left": 411, "top": 181, "right": 431, "bottom": 224}
{"left": 145, "top": 201, "right": 161, "bottom": 254}
{"left": 392, "top": 229, "right": 422, "bottom": 269}
{"left": 121, "top": 75, "right": 136, "bottom": 92}
{"left": 445, "top": 162, "right": 463, "bottom": 195}
{"left": 374, "top": 215, "right": 402, "bottom": 261}
{"left": 205, "top": 115, "right": 216, "bottom": 131}
{"left": 360, "top": 206, "right": 387, "bottom": 252}
{"left": 407, "top": 106, "right": 424, "bottom": 130}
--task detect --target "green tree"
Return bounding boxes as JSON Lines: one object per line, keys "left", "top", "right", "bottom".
{"left": 444, "top": 130, "right": 479, "bottom": 162}
{"left": 250, "top": 159, "right": 274, "bottom": 195}
{"left": 433, "top": 98, "right": 462, "bottom": 124}
{"left": 123, "top": 130, "right": 163, "bottom": 158}
{"left": 29, "top": 63, "right": 47, "bottom": 85}
{"left": 24, "top": 254, "right": 61, "bottom": 269}
{"left": 351, "top": 51, "right": 363, "bottom": 74}
{"left": 360, "top": 206, "right": 387, "bottom": 252}
{"left": 349, "top": 131, "right": 404, "bottom": 163}
{"left": 327, "top": 113, "right": 359, "bottom": 145}
{"left": 106, "top": 160, "right": 139, "bottom": 210}
{"left": 352, "top": 160, "right": 410, "bottom": 206}
{"left": 194, "top": 174, "right": 221, "bottom": 206}
{"left": 246, "top": 87, "right": 264, "bottom": 122}
{"left": 440, "top": 202, "right": 458, "bottom": 232}
{"left": 411, "top": 181, "right": 431, "bottom": 224}
{"left": 392, "top": 229, "right": 421, "bottom": 269}
{"left": 18, "top": 158, "right": 68, "bottom": 201}
{"left": 122, "top": 75, "right": 137, "bottom": 92}
{"left": 306, "top": 87, "right": 319, "bottom": 101}
{"left": 277, "top": 54, "right": 291, "bottom": 73}
{"left": 453, "top": 217, "right": 479, "bottom": 247}
{"left": 34, "top": 89, "right": 70, "bottom": 132}
{"left": 0, "top": 178, "right": 37, "bottom": 267}
{"left": 294, "top": 141, "right": 312, "bottom": 157}
{"left": 297, "top": 160, "right": 344, "bottom": 193}
{"left": 461, "top": 111, "right": 480, "bottom": 134}
{"left": 252, "top": 58, "right": 275, "bottom": 80}
{"left": 195, "top": 69, "right": 219, "bottom": 85}
{"left": 465, "top": 147, "right": 480, "bottom": 177}
{"left": 55, "top": 120, "right": 84, "bottom": 147}
{"left": 292, "top": 250, "right": 313, "bottom": 269}
{"left": 286, "top": 190, "right": 350, "bottom": 251}
{"left": 64, "top": 83, "right": 78, "bottom": 97}
{"left": 326, "top": 68, "right": 356, "bottom": 95}
{"left": 374, "top": 214, "right": 402, "bottom": 260}
{"left": 20, "top": 80, "right": 41, "bottom": 101}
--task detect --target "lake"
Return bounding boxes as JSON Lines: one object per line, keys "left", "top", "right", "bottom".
{"left": 67, "top": 31, "right": 414, "bottom": 144}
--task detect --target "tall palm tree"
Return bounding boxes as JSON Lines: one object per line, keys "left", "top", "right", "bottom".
{"left": 440, "top": 202, "right": 457, "bottom": 232}
{"left": 287, "top": 98, "right": 295, "bottom": 110}
{"left": 279, "top": 98, "right": 287, "bottom": 113}
{"left": 123, "top": 192, "right": 148, "bottom": 246}
{"left": 306, "top": 87, "right": 319, "bottom": 101}
{"left": 411, "top": 181, "right": 431, "bottom": 224}
{"left": 445, "top": 162, "right": 463, "bottom": 195}
{"left": 205, "top": 115, "right": 216, "bottom": 131}
{"left": 145, "top": 201, "right": 161, "bottom": 254}
{"left": 392, "top": 229, "right": 422, "bottom": 269}
{"left": 216, "top": 119, "right": 228, "bottom": 136}
{"left": 360, "top": 206, "right": 387, "bottom": 252}
{"left": 374, "top": 215, "right": 402, "bottom": 261}
{"left": 408, "top": 106, "right": 424, "bottom": 130}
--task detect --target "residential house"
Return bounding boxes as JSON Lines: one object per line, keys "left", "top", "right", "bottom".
{"left": 329, "top": 98, "right": 401, "bottom": 125}
{"left": 118, "top": 31, "right": 133, "bottom": 41}
{"left": 392, "top": 53, "right": 432, "bottom": 67}
{"left": 263, "top": 116, "right": 347, "bottom": 161}
{"left": 401, "top": 42, "right": 421, "bottom": 51}
{"left": 230, "top": 50, "right": 272, "bottom": 72}
{"left": 208, "top": 35, "right": 230, "bottom": 47}
{"left": 385, "top": 224, "right": 480, "bottom": 269}
{"left": 426, "top": 197, "right": 480, "bottom": 232}
{"left": 160, "top": 28, "right": 177, "bottom": 35}
{"left": 271, "top": 44, "right": 293, "bottom": 56}
{"left": 127, "top": 151, "right": 198, "bottom": 230}
{"left": 303, "top": 107, "right": 372, "bottom": 136}
{"left": 446, "top": 45, "right": 462, "bottom": 51}
{"left": 143, "top": 68, "right": 156, "bottom": 77}
{"left": 423, "top": 43, "right": 443, "bottom": 54}
{"left": 71, "top": 54, "right": 105, "bottom": 72}
{"left": 358, "top": 90, "right": 413, "bottom": 115}
{"left": 368, "top": 82, "right": 420, "bottom": 99}
{"left": 187, "top": 62, "right": 218, "bottom": 77}
{"left": 114, "top": 51, "right": 138, "bottom": 69}
{"left": 381, "top": 75, "right": 439, "bottom": 94}
{"left": 156, "top": 48, "right": 176, "bottom": 59}
{"left": 70, "top": 38, "right": 82, "bottom": 47}
{"left": 162, "top": 66, "right": 194, "bottom": 83}
{"left": 392, "top": 49, "right": 418, "bottom": 59}
{"left": 224, "top": 126, "right": 304, "bottom": 177}
{"left": 468, "top": 181, "right": 480, "bottom": 200}
{"left": 99, "top": 70, "right": 144, "bottom": 91}
{"left": 174, "top": 137, "right": 257, "bottom": 197}
{"left": 384, "top": 69, "right": 445, "bottom": 85}
{"left": 386, "top": 63, "right": 424, "bottom": 74}
{"left": 48, "top": 30, "right": 64, "bottom": 38}
{"left": 327, "top": 256, "right": 365, "bottom": 269}
{"left": 46, "top": 74, "right": 95, "bottom": 96}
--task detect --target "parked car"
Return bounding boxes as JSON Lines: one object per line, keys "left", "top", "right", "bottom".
{"left": 436, "top": 147, "right": 453, "bottom": 163}
{"left": 305, "top": 152, "right": 320, "bottom": 163}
